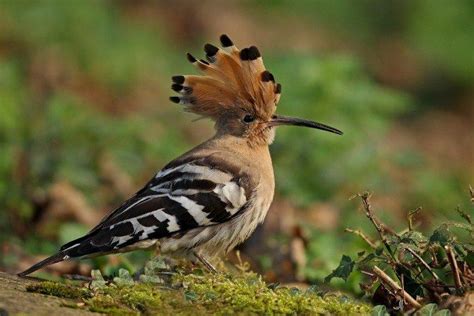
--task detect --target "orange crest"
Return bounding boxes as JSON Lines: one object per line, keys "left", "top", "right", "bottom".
{"left": 170, "top": 34, "right": 281, "bottom": 121}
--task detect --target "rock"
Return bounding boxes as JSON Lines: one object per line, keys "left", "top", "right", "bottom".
{"left": 0, "top": 272, "right": 98, "bottom": 315}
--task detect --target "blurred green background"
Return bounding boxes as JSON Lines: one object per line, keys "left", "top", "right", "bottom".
{"left": 0, "top": 0, "right": 472, "bottom": 294}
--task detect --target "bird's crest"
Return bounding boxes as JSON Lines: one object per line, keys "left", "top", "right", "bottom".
{"left": 170, "top": 34, "right": 281, "bottom": 121}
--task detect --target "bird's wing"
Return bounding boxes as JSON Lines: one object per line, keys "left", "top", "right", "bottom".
{"left": 59, "top": 155, "right": 252, "bottom": 258}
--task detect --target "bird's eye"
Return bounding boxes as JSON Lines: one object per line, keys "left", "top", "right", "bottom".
{"left": 243, "top": 114, "right": 255, "bottom": 123}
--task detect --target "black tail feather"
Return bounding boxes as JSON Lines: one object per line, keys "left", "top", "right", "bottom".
{"left": 17, "top": 252, "right": 67, "bottom": 277}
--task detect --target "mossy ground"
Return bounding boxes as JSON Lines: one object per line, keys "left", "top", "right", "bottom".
{"left": 25, "top": 263, "right": 371, "bottom": 315}
{"left": 27, "top": 281, "right": 92, "bottom": 300}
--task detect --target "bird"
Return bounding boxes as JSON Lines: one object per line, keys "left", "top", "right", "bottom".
{"left": 18, "top": 34, "right": 342, "bottom": 277}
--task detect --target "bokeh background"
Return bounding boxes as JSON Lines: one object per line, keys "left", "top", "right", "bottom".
{"left": 0, "top": 0, "right": 472, "bottom": 295}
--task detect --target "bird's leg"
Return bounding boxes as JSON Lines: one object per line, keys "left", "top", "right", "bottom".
{"left": 193, "top": 251, "right": 217, "bottom": 273}
{"left": 133, "top": 266, "right": 145, "bottom": 281}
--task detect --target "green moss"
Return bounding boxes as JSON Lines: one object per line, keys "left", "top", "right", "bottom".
{"left": 175, "top": 272, "right": 371, "bottom": 315}
{"left": 86, "top": 281, "right": 211, "bottom": 315}
{"left": 87, "top": 293, "right": 138, "bottom": 316}
{"left": 26, "top": 281, "right": 92, "bottom": 300}
{"left": 25, "top": 270, "right": 371, "bottom": 315}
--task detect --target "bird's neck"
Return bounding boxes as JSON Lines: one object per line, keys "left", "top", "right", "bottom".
{"left": 179, "top": 132, "right": 274, "bottom": 180}
{"left": 209, "top": 133, "right": 274, "bottom": 184}
{"left": 207, "top": 133, "right": 270, "bottom": 157}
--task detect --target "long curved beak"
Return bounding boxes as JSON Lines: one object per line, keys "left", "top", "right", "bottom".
{"left": 269, "top": 115, "right": 343, "bottom": 135}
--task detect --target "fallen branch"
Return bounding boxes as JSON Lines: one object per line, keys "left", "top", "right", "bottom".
{"left": 445, "top": 245, "right": 463, "bottom": 291}
{"left": 373, "top": 266, "right": 422, "bottom": 309}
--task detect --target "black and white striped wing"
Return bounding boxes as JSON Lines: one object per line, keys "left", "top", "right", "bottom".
{"left": 60, "top": 156, "right": 250, "bottom": 258}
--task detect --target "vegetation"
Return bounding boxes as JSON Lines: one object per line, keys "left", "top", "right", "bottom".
{"left": 325, "top": 192, "right": 473, "bottom": 314}
{"left": 0, "top": 1, "right": 472, "bottom": 314}
{"left": 25, "top": 261, "right": 371, "bottom": 315}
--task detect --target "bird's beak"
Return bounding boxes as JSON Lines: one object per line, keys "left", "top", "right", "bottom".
{"left": 269, "top": 115, "right": 343, "bottom": 135}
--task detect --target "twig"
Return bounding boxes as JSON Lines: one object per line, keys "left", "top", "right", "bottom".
{"left": 446, "top": 221, "right": 473, "bottom": 232}
{"left": 380, "top": 223, "right": 399, "bottom": 236}
{"left": 358, "top": 192, "right": 395, "bottom": 258}
{"left": 445, "top": 245, "right": 463, "bottom": 291}
{"left": 404, "top": 247, "right": 441, "bottom": 282}
{"left": 456, "top": 206, "right": 472, "bottom": 225}
{"left": 469, "top": 185, "right": 473, "bottom": 204}
{"left": 428, "top": 248, "right": 449, "bottom": 269}
{"left": 235, "top": 250, "right": 250, "bottom": 272}
{"left": 400, "top": 273, "right": 406, "bottom": 311}
{"left": 359, "top": 192, "right": 383, "bottom": 234}
{"left": 407, "top": 207, "right": 422, "bottom": 231}
{"left": 345, "top": 228, "right": 377, "bottom": 248}
{"left": 373, "top": 266, "right": 422, "bottom": 309}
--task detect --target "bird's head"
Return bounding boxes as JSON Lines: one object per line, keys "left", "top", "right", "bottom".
{"left": 170, "top": 34, "right": 342, "bottom": 146}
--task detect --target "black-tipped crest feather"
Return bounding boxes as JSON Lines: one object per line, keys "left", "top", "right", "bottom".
{"left": 220, "top": 34, "right": 233, "bottom": 47}
{"left": 186, "top": 53, "right": 197, "bottom": 63}
{"left": 168, "top": 35, "right": 280, "bottom": 120}
{"left": 204, "top": 44, "right": 219, "bottom": 57}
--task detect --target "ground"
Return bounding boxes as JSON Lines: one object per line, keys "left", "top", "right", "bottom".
{"left": 0, "top": 269, "right": 371, "bottom": 315}
{"left": 0, "top": 272, "right": 97, "bottom": 315}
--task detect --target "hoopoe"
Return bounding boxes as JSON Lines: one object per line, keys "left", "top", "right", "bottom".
{"left": 18, "top": 34, "right": 342, "bottom": 276}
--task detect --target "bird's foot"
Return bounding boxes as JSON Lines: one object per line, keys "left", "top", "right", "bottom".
{"left": 193, "top": 251, "right": 217, "bottom": 273}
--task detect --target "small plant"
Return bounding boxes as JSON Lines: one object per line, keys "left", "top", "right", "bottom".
{"left": 325, "top": 190, "right": 473, "bottom": 314}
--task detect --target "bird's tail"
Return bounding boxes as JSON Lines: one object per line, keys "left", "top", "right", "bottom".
{"left": 17, "top": 251, "right": 69, "bottom": 277}
{"left": 18, "top": 228, "right": 120, "bottom": 277}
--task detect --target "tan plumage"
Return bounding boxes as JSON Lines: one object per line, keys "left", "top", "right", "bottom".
{"left": 18, "top": 34, "right": 342, "bottom": 277}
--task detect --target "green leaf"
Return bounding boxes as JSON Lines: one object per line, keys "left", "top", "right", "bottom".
{"left": 91, "top": 269, "right": 104, "bottom": 281}
{"left": 204, "top": 291, "right": 217, "bottom": 300}
{"left": 113, "top": 268, "right": 134, "bottom": 286}
{"left": 118, "top": 268, "right": 132, "bottom": 279}
{"left": 400, "top": 231, "right": 428, "bottom": 246}
{"left": 466, "top": 251, "right": 474, "bottom": 266}
{"left": 371, "top": 305, "right": 389, "bottom": 316}
{"left": 429, "top": 224, "right": 452, "bottom": 246}
{"left": 90, "top": 269, "right": 107, "bottom": 290}
{"left": 144, "top": 256, "right": 170, "bottom": 276}
{"left": 396, "top": 265, "right": 424, "bottom": 299}
{"left": 139, "top": 274, "right": 164, "bottom": 284}
{"left": 416, "top": 303, "right": 449, "bottom": 316}
{"left": 357, "top": 249, "right": 391, "bottom": 270}
{"left": 192, "top": 268, "right": 205, "bottom": 276}
{"left": 417, "top": 303, "right": 435, "bottom": 315}
{"left": 385, "top": 234, "right": 401, "bottom": 246}
{"left": 184, "top": 290, "right": 197, "bottom": 301}
{"left": 324, "top": 255, "right": 355, "bottom": 283}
